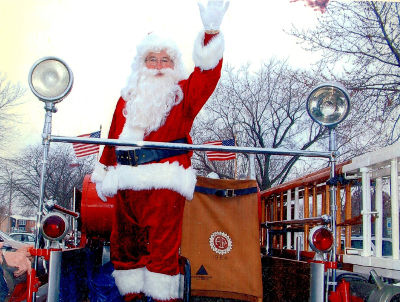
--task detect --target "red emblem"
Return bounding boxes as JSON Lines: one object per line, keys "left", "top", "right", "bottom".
{"left": 209, "top": 231, "right": 233, "bottom": 255}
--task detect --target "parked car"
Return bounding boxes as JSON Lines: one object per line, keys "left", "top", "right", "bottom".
{"left": 8, "top": 232, "right": 35, "bottom": 245}
{"left": 0, "top": 230, "right": 32, "bottom": 251}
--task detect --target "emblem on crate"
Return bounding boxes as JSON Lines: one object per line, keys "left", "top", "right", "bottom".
{"left": 209, "top": 231, "right": 233, "bottom": 255}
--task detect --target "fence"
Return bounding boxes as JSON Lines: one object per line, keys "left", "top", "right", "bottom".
{"left": 260, "top": 141, "right": 400, "bottom": 279}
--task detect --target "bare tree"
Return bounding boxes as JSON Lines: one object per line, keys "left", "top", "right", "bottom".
{"left": 0, "top": 73, "right": 25, "bottom": 151}
{"left": 192, "top": 60, "right": 333, "bottom": 190}
{"left": 289, "top": 1, "right": 400, "bottom": 144}
{"left": 0, "top": 164, "right": 15, "bottom": 228}
{"left": 2, "top": 143, "right": 95, "bottom": 213}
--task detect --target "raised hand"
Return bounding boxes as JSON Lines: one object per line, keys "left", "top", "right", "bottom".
{"left": 198, "top": 0, "right": 230, "bottom": 31}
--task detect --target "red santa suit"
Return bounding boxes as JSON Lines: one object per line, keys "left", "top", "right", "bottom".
{"left": 91, "top": 31, "right": 224, "bottom": 301}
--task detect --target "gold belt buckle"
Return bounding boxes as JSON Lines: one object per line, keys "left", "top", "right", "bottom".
{"left": 127, "top": 150, "right": 139, "bottom": 166}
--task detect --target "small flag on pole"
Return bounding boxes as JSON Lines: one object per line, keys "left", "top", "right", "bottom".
{"left": 72, "top": 131, "right": 101, "bottom": 158}
{"left": 204, "top": 138, "right": 236, "bottom": 161}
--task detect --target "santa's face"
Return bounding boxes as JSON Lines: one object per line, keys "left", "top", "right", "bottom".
{"left": 145, "top": 50, "right": 174, "bottom": 76}
{"left": 119, "top": 54, "right": 183, "bottom": 142}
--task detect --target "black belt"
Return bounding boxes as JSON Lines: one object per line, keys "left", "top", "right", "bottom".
{"left": 116, "top": 138, "right": 189, "bottom": 166}
{"left": 194, "top": 186, "right": 258, "bottom": 198}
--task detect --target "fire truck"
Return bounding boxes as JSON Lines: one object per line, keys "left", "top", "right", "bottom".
{"left": 5, "top": 57, "right": 400, "bottom": 301}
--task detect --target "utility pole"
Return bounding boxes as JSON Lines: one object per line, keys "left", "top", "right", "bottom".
{"left": 8, "top": 171, "right": 12, "bottom": 233}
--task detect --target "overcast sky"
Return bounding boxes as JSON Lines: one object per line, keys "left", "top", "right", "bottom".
{"left": 0, "top": 0, "right": 327, "bottom": 157}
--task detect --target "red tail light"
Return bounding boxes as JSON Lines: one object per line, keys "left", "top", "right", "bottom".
{"left": 309, "top": 226, "right": 333, "bottom": 253}
{"left": 41, "top": 213, "right": 69, "bottom": 241}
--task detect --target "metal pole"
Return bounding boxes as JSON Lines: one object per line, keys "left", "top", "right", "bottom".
{"left": 73, "top": 187, "right": 78, "bottom": 247}
{"left": 50, "top": 135, "right": 333, "bottom": 158}
{"left": 47, "top": 250, "right": 62, "bottom": 302}
{"left": 361, "top": 167, "right": 372, "bottom": 257}
{"left": 264, "top": 215, "right": 331, "bottom": 227}
{"left": 310, "top": 262, "right": 325, "bottom": 302}
{"left": 296, "top": 236, "right": 301, "bottom": 260}
{"left": 286, "top": 189, "right": 292, "bottom": 249}
{"left": 329, "top": 128, "right": 337, "bottom": 292}
{"left": 32, "top": 102, "right": 55, "bottom": 302}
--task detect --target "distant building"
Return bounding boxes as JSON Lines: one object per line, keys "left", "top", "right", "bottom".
{"left": 0, "top": 214, "right": 35, "bottom": 233}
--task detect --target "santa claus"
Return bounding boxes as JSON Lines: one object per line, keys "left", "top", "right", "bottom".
{"left": 91, "top": 1, "right": 229, "bottom": 301}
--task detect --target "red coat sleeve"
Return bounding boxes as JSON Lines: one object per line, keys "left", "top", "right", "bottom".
{"left": 180, "top": 32, "right": 223, "bottom": 120}
{"left": 99, "top": 97, "right": 126, "bottom": 167}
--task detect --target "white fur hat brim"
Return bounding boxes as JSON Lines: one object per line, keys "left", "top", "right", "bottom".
{"left": 136, "top": 32, "right": 182, "bottom": 63}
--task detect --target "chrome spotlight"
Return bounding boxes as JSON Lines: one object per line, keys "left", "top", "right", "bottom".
{"left": 28, "top": 57, "right": 73, "bottom": 103}
{"left": 306, "top": 83, "right": 350, "bottom": 128}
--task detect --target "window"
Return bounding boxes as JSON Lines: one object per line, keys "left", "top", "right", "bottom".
{"left": 21, "top": 234, "right": 35, "bottom": 243}
{"left": 12, "top": 234, "right": 23, "bottom": 241}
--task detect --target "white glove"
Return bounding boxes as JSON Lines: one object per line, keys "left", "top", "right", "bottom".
{"left": 198, "top": 0, "right": 230, "bottom": 31}
{"left": 96, "top": 182, "right": 107, "bottom": 202}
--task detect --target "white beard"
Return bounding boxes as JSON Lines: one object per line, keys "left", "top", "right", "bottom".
{"left": 118, "top": 67, "right": 183, "bottom": 147}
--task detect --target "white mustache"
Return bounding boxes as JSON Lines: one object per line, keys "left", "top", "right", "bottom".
{"left": 142, "top": 67, "right": 176, "bottom": 78}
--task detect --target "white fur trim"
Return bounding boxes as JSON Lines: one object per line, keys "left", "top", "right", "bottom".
{"left": 136, "top": 32, "right": 181, "bottom": 64}
{"left": 91, "top": 162, "right": 107, "bottom": 183}
{"left": 112, "top": 267, "right": 145, "bottom": 295}
{"left": 101, "top": 161, "right": 197, "bottom": 200}
{"left": 192, "top": 31, "right": 224, "bottom": 70}
{"left": 143, "top": 268, "right": 182, "bottom": 300}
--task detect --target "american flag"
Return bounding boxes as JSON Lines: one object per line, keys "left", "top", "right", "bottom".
{"left": 204, "top": 138, "right": 236, "bottom": 161}
{"left": 72, "top": 131, "right": 101, "bottom": 158}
